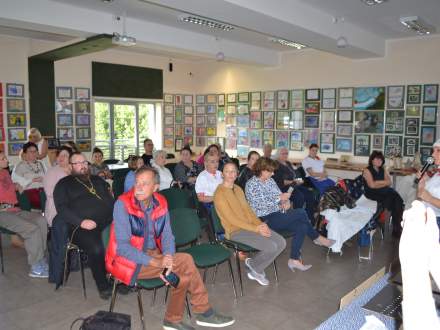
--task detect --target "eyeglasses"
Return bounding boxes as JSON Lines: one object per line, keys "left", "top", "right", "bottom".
{"left": 70, "top": 161, "right": 89, "bottom": 166}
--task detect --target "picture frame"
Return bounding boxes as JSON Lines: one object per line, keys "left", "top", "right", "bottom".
{"left": 305, "top": 89, "right": 320, "bottom": 101}
{"left": 237, "top": 128, "right": 249, "bottom": 145}
{"left": 184, "top": 105, "right": 193, "bottom": 115}
{"left": 218, "top": 107, "right": 224, "bottom": 122}
{"left": 321, "top": 111, "right": 335, "bottom": 132}
{"left": 217, "top": 137, "right": 226, "bottom": 150}
{"left": 387, "top": 86, "right": 405, "bottom": 109}
{"left": 164, "top": 104, "right": 174, "bottom": 115}
{"left": 184, "top": 116, "right": 193, "bottom": 125}
{"left": 76, "top": 127, "right": 91, "bottom": 139}
{"left": 372, "top": 135, "right": 383, "bottom": 149}
{"left": 6, "top": 83, "right": 25, "bottom": 98}
{"left": 237, "top": 146, "right": 250, "bottom": 157}
{"left": 290, "top": 131, "right": 303, "bottom": 151}
{"left": 196, "top": 137, "right": 207, "bottom": 147}
{"left": 320, "top": 133, "right": 334, "bottom": 153}
{"left": 354, "top": 135, "right": 370, "bottom": 157}
{"left": 164, "top": 115, "right": 174, "bottom": 126}
{"left": 206, "top": 104, "right": 217, "bottom": 114}
{"left": 184, "top": 95, "right": 193, "bottom": 105}
{"left": 423, "top": 84, "right": 438, "bottom": 103}
{"left": 184, "top": 136, "right": 193, "bottom": 146}
{"left": 197, "top": 105, "right": 206, "bottom": 115}
{"left": 75, "top": 101, "right": 91, "bottom": 114}
{"left": 175, "top": 138, "right": 183, "bottom": 152}
{"left": 206, "top": 127, "right": 217, "bottom": 136}
{"left": 276, "top": 111, "right": 290, "bottom": 130}
{"left": 250, "top": 111, "right": 262, "bottom": 129}
{"left": 403, "top": 137, "right": 419, "bottom": 157}
{"left": 76, "top": 140, "right": 92, "bottom": 152}
{"left": 236, "top": 115, "right": 250, "bottom": 128}
{"left": 291, "top": 89, "right": 305, "bottom": 110}
{"left": 6, "top": 98, "right": 25, "bottom": 112}
{"left": 196, "top": 95, "right": 205, "bottom": 104}
{"left": 237, "top": 104, "right": 249, "bottom": 115}
{"left": 55, "top": 100, "right": 73, "bottom": 114}
{"left": 7, "top": 127, "right": 26, "bottom": 141}
{"left": 250, "top": 130, "right": 262, "bottom": 148}
{"left": 335, "top": 138, "right": 352, "bottom": 153}
{"left": 321, "top": 88, "right": 336, "bottom": 109}
{"left": 75, "top": 87, "right": 90, "bottom": 100}
{"left": 7, "top": 113, "right": 27, "bottom": 127}
{"left": 304, "top": 102, "right": 320, "bottom": 114}
{"left": 277, "top": 90, "right": 289, "bottom": 110}
{"left": 336, "top": 124, "right": 353, "bottom": 137}
{"left": 75, "top": 114, "right": 90, "bottom": 126}
{"left": 164, "top": 94, "right": 174, "bottom": 103}
{"left": 385, "top": 110, "right": 404, "bottom": 134}
{"left": 421, "top": 126, "right": 436, "bottom": 145}
{"left": 175, "top": 108, "right": 183, "bottom": 123}
{"left": 56, "top": 86, "right": 73, "bottom": 99}
{"left": 338, "top": 88, "right": 353, "bottom": 109}
{"left": 164, "top": 126, "right": 174, "bottom": 137}
{"left": 163, "top": 137, "right": 174, "bottom": 149}
{"left": 195, "top": 127, "right": 206, "bottom": 136}
{"left": 226, "top": 105, "right": 236, "bottom": 115}
{"left": 226, "top": 126, "right": 237, "bottom": 139}
{"left": 354, "top": 111, "right": 384, "bottom": 134}
{"left": 420, "top": 147, "right": 432, "bottom": 163}
{"left": 225, "top": 116, "right": 236, "bottom": 126}
{"left": 196, "top": 116, "right": 205, "bottom": 127}
{"left": 354, "top": 87, "right": 385, "bottom": 110}
{"left": 262, "top": 130, "right": 274, "bottom": 146}
{"left": 275, "top": 131, "right": 289, "bottom": 149}
{"left": 405, "top": 118, "right": 419, "bottom": 136}
{"left": 0, "top": 128, "right": 4, "bottom": 142}
{"left": 290, "top": 111, "right": 303, "bottom": 130}
{"left": 406, "top": 105, "right": 420, "bottom": 117}
{"left": 8, "top": 142, "right": 24, "bottom": 156}
{"left": 407, "top": 85, "right": 422, "bottom": 104}
{"left": 422, "top": 106, "right": 437, "bottom": 124}
{"left": 263, "top": 91, "right": 275, "bottom": 111}
{"left": 304, "top": 115, "right": 319, "bottom": 128}
{"left": 238, "top": 92, "right": 249, "bottom": 103}
{"left": 57, "top": 127, "right": 74, "bottom": 140}
{"left": 227, "top": 93, "right": 236, "bottom": 104}
{"left": 263, "top": 111, "right": 275, "bottom": 129}
{"left": 175, "top": 95, "right": 183, "bottom": 106}
{"left": 304, "top": 129, "right": 319, "bottom": 147}
{"left": 56, "top": 114, "right": 72, "bottom": 127}
{"left": 337, "top": 110, "right": 353, "bottom": 123}
{"left": 184, "top": 126, "right": 193, "bottom": 136}
{"left": 175, "top": 125, "right": 184, "bottom": 137}
{"left": 218, "top": 94, "right": 225, "bottom": 107}
{"left": 251, "top": 92, "right": 261, "bottom": 110}
{"left": 384, "top": 135, "right": 402, "bottom": 157}
{"left": 207, "top": 115, "right": 216, "bottom": 126}
{"left": 206, "top": 94, "right": 217, "bottom": 104}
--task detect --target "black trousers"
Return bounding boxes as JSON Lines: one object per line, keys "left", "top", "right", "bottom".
{"left": 72, "top": 227, "right": 108, "bottom": 291}
{"left": 367, "top": 188, "right": 404, "bottom": 233}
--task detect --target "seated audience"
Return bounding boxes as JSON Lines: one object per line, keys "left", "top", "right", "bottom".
{"left": 141, "top": 138, "right": 154, "bottom": 166}
{"left": 301, "top": 144, "right": 335, "bottom": 195}
{"left": 63, "top": 141, "right": 79, "bottom": 152}
{"left": 363, "top": 150, "right": 404, "bottom": 238}
{"left": 273, "top": 147, "right": 318, "bottom": 222}
{"left": 195, "top": 153, "right": 223, "bottom": 210}
{"left": 90, "top": 147, "right": 112, "bottom": 180}
{"left": 12, "top": 142, "right": 46, "bottom": 209}
{"left": 108, "top": 166, "right": 235, "bottom": 330}
{"left": 43, "top": 146, "right": 72, "bottom": 226}
{"left": 0, "top": 151, "right": 48, "bottom": 278}
{"left": 174, "top": 146, "right": 202, "bottom": 188}
{"left": 151, "top": 150, "right": 174, "bottom": 191}
{"left": 124, "top": 155, "right": 145, "bottom": 192}
{"left": 54, "top": 152, "right": 114, "bottom": 299}
{"left": 197, "top": 144, "right": 229, "bottom": 171}
{"left": 262, "top": 143, "right": 273, "bottom": 158}
{"left": 27, "top": 127, "right": 50, "bottom": 169}
{"left": 215, "top": 162, "right": 286, "bottom": 286}
{"left": 236, "top": 151, "right": 260, "bottom": 189}
{"left": 245, "top": 157, "right": 335, "bottom": 271}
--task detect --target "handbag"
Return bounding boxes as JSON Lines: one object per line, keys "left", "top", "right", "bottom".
{"left": 70, "top": 311, "right": 131, "bottom": 330}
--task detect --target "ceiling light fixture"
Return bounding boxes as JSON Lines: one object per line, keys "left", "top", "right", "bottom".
{"left": 336, "top": 36, "right": 348, "bottom": 48}
{"left": 269, "top": 38, "right": 307, "bottom": 50}
{"left": 112, "top": 12, "right": 136, "bottom": 46}
{"left": 360, "top": 0, "right": 387, "bottom": 6}
{"left": 180, "top": 16, "right": 234, "bottom": 32}
{"left": 400, "top": 16, "right": 435, "bottom": 35}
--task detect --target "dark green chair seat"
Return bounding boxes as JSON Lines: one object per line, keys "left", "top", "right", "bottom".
{"left": 137, "top": 278, "right": 165, "bottom": 290}
{"left": 0, "top": 227, "right": 16, "bottom": 235}
{"left": 16, "top": 191, "right": 31, "bottom": 211}
{"left": 160, "top": 188, "right": 192, "bottom": 210}
{"left": 184, "top": 244, "right": 231, "bottom": 268}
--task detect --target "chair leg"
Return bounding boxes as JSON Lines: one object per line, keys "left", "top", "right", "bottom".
{"left": 164, "top": 286, "right": 169, "bottom": 304}
{"left": 203, "top": 269, "right": 207, "bottom": 283}
{"left": 109, "top": 279, "right": 119, "bottom": 312}
{"left": 137, "top": 289, "right": 146, "bottom": 330}
{"left": 272, "top": 260, "right": 279, "bottom": 284}
{"left": 79, "top": 251, "right": 87, "bottom": 299}
{"left": 63, "top": 246, "right": 70, "bottom": 286}
{"left": 227, "top": 259, "right": 238, "bottom": 299}
{"left": 0, "top": 234, "right": 4, "bottom": 274}
{"left": 151, "top": 287, "right": 157, "bottom": 307}
{"left": 234, "top": 251, "right": 244, "bottom": 297}
{"left": 211, "top": 264, "right": 218, "bottom": 284}
{"left": 185, "top": 295, "right": 192, "bottom": 318}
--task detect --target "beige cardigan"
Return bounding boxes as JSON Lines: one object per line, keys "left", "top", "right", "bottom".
{"left": 214, "top": 184, "right": 262, "bottom": 239}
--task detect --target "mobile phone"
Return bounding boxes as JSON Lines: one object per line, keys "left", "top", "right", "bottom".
{"left": 287, "top": 186, "right": 294, "bottom": 194}
{"left": 162, "top": 268, "right": 180, "bottom": 288}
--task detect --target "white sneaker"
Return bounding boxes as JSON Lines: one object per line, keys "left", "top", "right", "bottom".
{"left": 247, "top": 270, "right": 269, "bottom": 286}
{"left": 244, "top": 258, "right": 266, "bottom": 276}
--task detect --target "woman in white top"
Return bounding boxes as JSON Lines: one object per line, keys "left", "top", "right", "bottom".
{"left": 27, "top": 128, "right": 50, "bottom": 169}
{"left": 151, "top": 150, "right": 174, "bottom": 191}
{"left": 43, "top": 146, "right": 72, "bottom": 226}
{"left": 301, "top": 143, "right": 334, "bottom": 195}
{"left": 12, "top": 142, "right": 46, "bottom": 209}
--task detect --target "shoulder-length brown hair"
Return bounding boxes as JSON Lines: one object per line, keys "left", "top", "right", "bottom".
{"left": 253, "top": 157, "right": 278, "bottom": 177}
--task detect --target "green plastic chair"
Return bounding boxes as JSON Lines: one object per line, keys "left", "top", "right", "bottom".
{"left": 0, "top": 226, "right": 16, "bottom": 274}
{"left": 112, "top": 173, "right": 127, "bottom": 200}
{"left": 210, "top": 207, "right": 281, "bottom": 297}
{"left": 160, "top": 188, "right": 192, "bottom": 210}
{"left": 169, "top": 208, "right": 237, "bottom": 299}
{"left": 16, "top": 191, "right": 31, "bottom": 211}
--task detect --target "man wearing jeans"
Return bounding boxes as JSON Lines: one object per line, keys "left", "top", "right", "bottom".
{"left": 107, "top": 166, "right": 234, "bottom": 330}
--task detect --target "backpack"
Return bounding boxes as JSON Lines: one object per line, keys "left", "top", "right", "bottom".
{"left": 70, "top": 311, "right": 130, "bottom": 330}
{"left": 319, "top": 185, "right": 356, "bottom": 212}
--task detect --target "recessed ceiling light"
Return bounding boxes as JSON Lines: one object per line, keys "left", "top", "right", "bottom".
{"left": 400, "top": 16, "right": 435, "bottom": 35}
{"left": 360, "top": 0, "right": 387, "bottom": 5}
{"left": 270, "top": 38, "right": 307, "bottom": 50}
{"left": 180, "top": 16, "right": 234, "bottom": 32}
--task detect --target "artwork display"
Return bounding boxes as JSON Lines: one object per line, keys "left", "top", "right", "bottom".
{"left": 354, "top": 111, "right": 384, "bottom": 134}
{"left": 335, "top": 138, "right": 352, "bottom": 153}
{"left": 384, "top": 135, "right": 402, "bottom": 157}
{"left": 262, "top": 130, "right": 274, "bottom": 146}
{"left": 184, "top": 106, "right": 193, "bottom": 115}
{"left": 75, "top": 87, "right": 90, "bottom": 100}
{"left": 57, "top": 127, "right": 74, "bottom": 140}
{"left": 77, "top": 140, "right": 92, "bottom": 152}
{"left": 291, "top": 89, "right": 304, "bottom": 110}
{"left": 237, "top": 104, "right": 249, "bottom": 115}
{"left": 175, "top": 108, "right": 183, "bottom": 124}
{"left": 304, "top": 129, "right": 319, "bottom": 147}
{"left": 164, "top": 127, "right": 174, "bottom": 136}
{"left": 226, "top": 105, "right": 236, "bottom": 115}
{"left": 8, "top": 113, "right": 27, "bottom": 127}
{"left": 263, "top": 111, "right": 275, "bottom": 129}
{"left": 175, "top": 138, "right": 183, "bottom": 152}
{"left": 6, "top": 83, "right": 25, "bottom": 98}
{"left": 206, "top": 94, "right": 217, "bottom": 104}
{"left": 304, "top": 115, "right": 319, "bottom": 128}
{"left": 75, "top": 114, "right": 90, "bottom": 126}
{"left": 275, "top": 131, "right": 289, "bottom": 149}
{"left": 405, "top": 118, "right": 419, "bottom": 136}
{"left": 354, "top": 87, "right": 385, "bottom": 110}
{"left": 276, "top": 111, "right": 290, "bottom": 130}
{"left": 336, "top": 124, "right": 353, "bottom": 137}
{"left": 7, "top": 127, "right": 26, "bottom": 141}
{"left": 372, "top": 135, "right": 383, "bottom": 149}
{"left": 406, "top": 105, "right": 420, "bottom": 117}
{"left": 387, "top": 86, "right": 405, "bottom": 109}
{"left": 321, "top": 88, "right": 336, "bottom": 109}
{"left": 421, "top": 126, "right": 436, "bottom": 145}
{"left": 56, "top": 86, "right": 73, "bottom": 99}
{"left": 251, "top": 92, "right": 261, "bottom": 110}
{"left": 423, "top": 84, "right": 438, "bottom": 103}
{"left": 250, "top": 130, "right": 262, "bottom": 148}
{"left": 385, "top": 110, "right": 404, "bottom": 134}
{"left": 422, "top": 106, "right": 437, "bottom": 124}
{"left": 8, "top": 142, "right": 24, "bottom": 155}
{"left": 321, "top": 111, "right": 335, "bottom": 132}
{"left": 304, "top": 102, "right": 320, "bottom": 114}
{"left": 76, "top": 127, "right": 91, "bottom": 139}
{"left": 320, "top": 133, "right": 334, "bottom": 153}
{"left": 277, "top": 90, "right": 289, "bottom": 109}
{"left": 7, "top": 99, "right": 25, "bottom": 112}
{"left": 217, "top": 94, "right": 225, "bottom": 107}
{"left": 250, "top": 112, "right": 262, "bottom": 129}
{"left": 337, "top": 110, "right": 353, "bottom": 123}
{"left": 164, "top": 94, "right": 174, "bottom": 103}
{"left": 227, "top": 93, "right": 236, "bottom": 103}
{"left": 338, "top": 88, "right": 353, "bottom": 109}
{"left": 75, "top": 101, "right": 90, "bottom": 114}
{"left": 56, "top": 100, "right": 73, "bottom": 114}
{"left": 237, "top": 115, "right": 250, "bottom": 128}
{"left": 404, "top": 137, "right": 419, "bottom": 157}
{"left": 290, "top": 111, "right": 303, "bottom": 130}
{"left": 354, "top": 135, "right": 370, "bottom": 157}
{"left": 407, "top": 85, "right": 422, "bottom": 104}
{"left": 238, "top": 92, "right": 249, "bottom": 103}
{"left": 263, "top": 91, "right": 275, "bottom": 110}
{"left": 237, "top": 128, "right": 249, "bottom": 145}
{"left": 306, "top": 89, "right": 320, "bottom": 101}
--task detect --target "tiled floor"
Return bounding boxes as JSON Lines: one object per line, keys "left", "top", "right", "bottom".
{"left": 0, "top": 231, "right": 399, "bottom": 330}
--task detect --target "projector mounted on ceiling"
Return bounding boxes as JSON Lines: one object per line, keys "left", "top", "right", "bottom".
{"left": 400, "top": 16, "right": 435, "bottom": 35}
{"left": 112, "top": 33, "right": 136, "bottom": 46}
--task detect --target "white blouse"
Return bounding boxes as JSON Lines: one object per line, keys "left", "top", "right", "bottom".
{"left": 151, "top": 162, "right": 174, "bottom": 191}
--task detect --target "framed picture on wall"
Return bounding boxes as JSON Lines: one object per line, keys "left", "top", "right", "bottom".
{"left": 77, "top": 140, "right": 92, "bottom": 152}
{"left": 164, "top": 94, "right": 174, "bottom": 103}
{"left": 262, "top": 130, "right": 274, "bottom": 146}
{"left": 183, "top": 136, "right": 193, "bottom": 146}
{"left": 237, "top": 104, "right": 249, "bottom": 115}
{"left": 227, "top": 93, "right": 236, "bottom": 104}
{"left": 277, "top": 90, "right": 289, "bottom": 110}
{"left": 175, "top": 125, "right": 183, "bottom": 137}
{"left": 321, "top": 111, "right": 335, "bottom": 132}
{"left": 337, "top": 110, "right": 353, "bottom": 123}
{"left": 184, "top": 105, "right": 193, "bottom": 115}
{"left": 422, "top": 106, "right": 437, "bottom": 124}
{"left": 195, "top": 127, "right": 205, "bottom": 136}
{"left": 175, "top": 138, "right": 183, "bottom": 152}
{"left": 56, "top": 86, "right": 73, "bottom": 99}
{"left": 304, "top": 102, "right": 320, "bottom": 114}
{"left": 175, "top": 95, "right": 183, "bottom": 106}
{"left": 164, "top": 116, "right": 174, "bottom": 125}
{"left": 384, "top": 135, "right": 403, "bottom": 157}
{"left": 354, "top": 111, "right": 384, "bottom": 134}
{"left": 263, "top": 111, "right": 275, "bottom": 129}
{"left": 372, "top": 135, "right": 383, "bottom": 149}
{"left": 275, "top": 131, "right": 289, "bottom": 149}
{"left": 75, "top": 87, "right": 90, "bottom": 100}
{"left": 184, "top": 95, "right": 193, "bottom": 105}
{"left": 338, "top": 87, "right": 353, "bottom": 109}
{"left": 206, "top": 94, "right": 217, "bottom": 104}
{"left": 55, "top": 100, "right": 73, "bottom": 114}
{"left": 237, "top": 128, "right": 249, "bottom": 145}
{"left": 175, "top": 108, "right": 182, "bottom": 123}
{"left": 7, "top": 127, "right": 26, "bottom": 141}
{"left": 290, "top": 131, "right": 303, "bottom": 151}
{"left": 354, "top": 87, "right": 385, "bottom": 110}
{"left": 263, "top": 91, "right": 275, "bottom": 110}
{"left": 406, "top": 105, "right": 420, "bottom": 117}
{"left": 217, "top": 94, "right": 225, "bottom": 107}
{"left": 304, "top": 115, "right": 319, "bottom": 128}
{"left": 226, "top": 105, "right": 235, "bottom": 115}
{"left": 196, "top": 137, "right": 206, "bottom": 147}
{"left": 196, "top": 116, "right": 205, "bottom": 126}
{"left": 305, "top": 89, "right": 320, "bottom": 101}
{"left": 163, "top": 137, "right": 174, "bottom": 149}
{"left": 184, "top": 126, "right": 193, "bottom": 136}
{"left": 236, "top": 115, "right": 250, "bottom": 128}
{"left": 403, "top": 137, "right": 419, "bottom": 157}
{"left": 321, "top": 88, "right": 336, "bottom": 109}
{"left": 76, "top": 127, "right": 91, "bottom": 139}
{"left": 8, "top": 142, "right": 24, "bottom": 156}
{"left": 163, "top": 126, "right": 174, "bottom": 137}
{"left": 405, "top": 118, "right": 419, "bottom": 136}
{"left": 251, "top": 92, "right": 261, "bottom": 110}
{"left": 420, "top": 147, "right": 432, "bottom": 163}
{"left": 164, "top": 104, "right": 174, "bottom": 115}
{"left": 276, "top": 111, "right": 290, "bottom": 130}
{"left": 196, "top": 105, "right": 206, "bottom": 115}
{"left": 335, "top": 138, "right": 352, "bottom": 153}
{"left": 75, "top": 114, "right": 90, "bottom": 126}
{"left": 238, "top": 92, "right": 249, "bottom": 103}
{"left": 250, "top": 130, "right": 262, "bottom": 148}
{"left": 196, "top": 95, "right": 206, "bottom": 104}
{"left": 7, "top": 113, "right": 27, "bottom": 127}
{"left": 354, "top": 134, "right": 370, "bottom": 157}
{"left": 423, "top": 84, "right": 438, "bottom": 103}
{"left": 304, "top": 128, "right": 319, "bottom": 147}
{"left": 250, "top": 111, "right": 262, "bottom": 129}
{"left": 336, "top": 124, "right": 353, "bottom": 137}
{"left": 207, "top": 127, "right": 217, "bottom": 136}
{"left": 421, "top": 126, "right": 436, "bottom": 145}
{"left": 6, "top": 99, "right": 25, "bottom": 112}
{"left": 385, "top": 110, "right": 404, "bottom": 134}
{"left": 290, "top": 111, "right": 303, "bottom": 130}
{"left": 387, "top": 85, "right": 405, "bottom": 109}
{"left": 6, "top": 83, "right": 24, "bottom": 98}
{"left": 75, "top": 101, "right": 91, "bottom": 114}
{"left": 320, "top": 133, "right": 334, "bottom": 153}
{"left": 207, "top": 115, "right": 216, "bottom": 126}
{"left": 184, "top": 116, "right": 193, "bottom": 125}
{"left": 291, "top": 89, "right": 305, "bottom": 110}
{"left": 407, "top": 85, "right": 422, "bottom": 104}
{"left": 57, "top": 127, "right": 74, "bottom": 140}
{"left": 206, "top": 104, "right": 217, "bottom": 114}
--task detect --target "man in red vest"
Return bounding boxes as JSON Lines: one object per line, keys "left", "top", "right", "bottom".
{"left": 107, "top": 166, "right": 234, "bottom": 330}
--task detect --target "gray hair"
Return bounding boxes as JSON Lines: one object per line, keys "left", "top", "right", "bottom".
{"left": 153, "top": 149, "right": 167, "bottom": 161}
{"left": 135, "top": 166, "right": 160, "bottom": 184}
{"left": 273, "top": 147, "right": 288, "bottom": 160}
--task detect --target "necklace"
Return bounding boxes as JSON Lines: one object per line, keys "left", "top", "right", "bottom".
{"left": 26, "top": 161, "right": 42, "bottom": 174}
{"left": 75, "top": 177, "right": 102, "bottom": 200}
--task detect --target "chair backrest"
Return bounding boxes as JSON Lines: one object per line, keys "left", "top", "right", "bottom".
{"left": 112, "top": 175, "right": 126, "bottom": 200}
{"left": 101, "top": 224, "right": 111, "bottom": 248}
{"left": 104, "top": 159, "right": 120, "bottom": 165}
{"left": 16, "top": 192, "right": 31, "bottom": 211}
{"left": 169, "top": 208, "right": 201, "bottom": 247}
{"left": 210, "top": 207, "right": 226, "bottom": 238}
{"left": 160, "top": 188, "right": 192, "bottom": 210}
{"left": 39, "top": 190, "right": 47, "bottom": 212}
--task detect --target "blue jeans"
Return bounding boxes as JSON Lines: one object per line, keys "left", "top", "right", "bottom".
{"left": 309, "top": 177, "right": 335, "bottom": 196}
{"left": 436, "top": 217, "right": 440, "bottom": 242}
{"left": 261, "top": 208, "right": 319, "bottom": 259}
{"left": 290, "top": 185, "right": 318, "bottom": 223}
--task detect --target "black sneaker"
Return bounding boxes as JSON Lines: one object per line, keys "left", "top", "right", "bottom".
{"left": 195, "top": 310, "right": 235, "bottom": 327}
{"left": 163, "top": 320, "right": 195, "bottom": 330}
{"left": 98, "top": 286, "right": 113, "bottom": 300}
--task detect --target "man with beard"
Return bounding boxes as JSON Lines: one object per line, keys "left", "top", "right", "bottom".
{"left": 54, "top": 152, "right": 114, "bottom": 299}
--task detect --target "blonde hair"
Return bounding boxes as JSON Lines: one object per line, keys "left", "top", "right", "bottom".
{"left": 28, "top": 128, "right": 42, "bottom": 142}
{"left": 153, "top": 150, "right": 167, "bottom": 161}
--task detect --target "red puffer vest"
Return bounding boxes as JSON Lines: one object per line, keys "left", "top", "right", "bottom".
{"left": 105, "top": 189, "right": 168, "bottom": 286}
